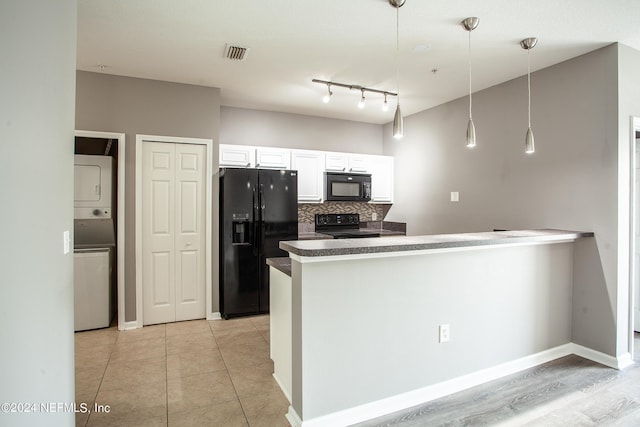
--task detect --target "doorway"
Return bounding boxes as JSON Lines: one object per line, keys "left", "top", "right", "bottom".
{"left": 74, "top": 130, "right": 126, "bottom": 330}
{"left": 633, "top": 123, "right": 640, "bottom": 334}
{"left": 135, "top": 135, "right": 213, "bottom": 327}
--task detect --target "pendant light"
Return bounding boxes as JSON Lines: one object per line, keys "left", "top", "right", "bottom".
{"left": 521, "top": 37, "right": 537, "bottom": 154}
{"left": 389, "top": 0, "right": 405, "bottom": 139}
{"left": 462, "top": 17, "right": 479, "bottom": 148}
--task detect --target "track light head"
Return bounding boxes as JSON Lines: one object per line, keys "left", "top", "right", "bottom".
{"left": 358, "top": 89, "right": 366, "bottom": 109}
{"left": 322, "top": 83, "right": 332, "bottom": 103}
{"left": 382, "top": 93, "right": 389, "bottom": 112}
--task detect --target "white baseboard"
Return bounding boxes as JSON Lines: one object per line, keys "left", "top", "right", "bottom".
{"left": 570, "top": 343, "right": 634, "bottom": 369}
{"left": 286, "top": 406, "right": 302, "bottom": 427}
{"left": 121, "top": 320, "right": 141, "bottom": 330}
{"left": 294, "top": 344, "right": 577, "bottom": 427}
{"left": 208, "top": 312, "right": 222, "bottom": 320}
{"left": 273, "top": 373, "right": 292, "bottom": 403}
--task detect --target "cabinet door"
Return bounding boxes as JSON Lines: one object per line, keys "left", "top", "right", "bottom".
{"left": 348, "top": 155, "right": 369, "bottom": 173}
{"left": 256, "top": 147, "right": 291, "bottom": 169}
{"left": 291, "top": 150, "right": 324, "bottom": 203}
{"left": 219, "top": 144, "right": 254, "bottom": 167}
{"left": 369, "top": 155, "right": 394, "bottom": 203}
{"left": 325, "top": 153, "right": 348, "bottom": 172}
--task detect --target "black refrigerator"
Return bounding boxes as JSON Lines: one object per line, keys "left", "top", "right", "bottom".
{"left": 219, "top": 168, "right": 298, "bottom": 319}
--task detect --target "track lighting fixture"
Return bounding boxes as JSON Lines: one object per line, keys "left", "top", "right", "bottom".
{"left": 521, "top": 37, "right": 537, "bottom": 154}
{"left": 322, "top": 83, "right": 332, "bottom": 103}
{"left": 358, "top": 89, "right": 366, "bottom": 109}
{"left": 311, "top": 79, "right": 396, "bottom": 112}
{"left": 462, "top": 17, "right": 479, "bottom": 148}
{"left": 389, "top": 0, "right": 405, "bottom": 139}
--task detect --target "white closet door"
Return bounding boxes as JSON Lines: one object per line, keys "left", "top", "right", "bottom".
{"left": 142, "top": 141, "right": 206, "bottom": 325}
{"left": 174, "top": 143, "right": 206, "bottom": 321}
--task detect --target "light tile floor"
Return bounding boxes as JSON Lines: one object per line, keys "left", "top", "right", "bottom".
{"left": 74, "top": 316, "right": 290, "bottom": 427}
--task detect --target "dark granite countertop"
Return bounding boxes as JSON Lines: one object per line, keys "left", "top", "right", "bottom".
{"left": 280, "top": 229, "right": 594, "bottom": 258}
{"left": 266, "top": 257, "right": 292, "bottom": 277}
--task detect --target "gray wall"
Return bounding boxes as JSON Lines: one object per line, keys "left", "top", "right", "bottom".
{"left": 384, "top": 45, "right": 624, "bottom": 356}
{"left": 76, "top": 71, "right": 221, "bottom": 322}
{"left": 221, "top": 106, "right": 383, "bottom": 154}
{"left": 0, "top": 1, "right": 77, "bottom": 426}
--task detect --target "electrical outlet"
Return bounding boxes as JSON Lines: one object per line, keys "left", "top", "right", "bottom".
{"left": 372, "top": 212, "right": 378, "bottom": 221}
{"left": 450, "top": 192, "right": 459, "bottom": 202}
{"left": 439, "top": 324, "right": 450, "bottom": 343}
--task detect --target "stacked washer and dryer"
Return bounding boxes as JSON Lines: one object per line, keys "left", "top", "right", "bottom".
{"left": 73, "top": 154, "right": 115, "bottom": 331}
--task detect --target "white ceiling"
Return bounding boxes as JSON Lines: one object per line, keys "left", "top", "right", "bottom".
{"left": 77, "top": 0, "right": 640, "bottom": 125}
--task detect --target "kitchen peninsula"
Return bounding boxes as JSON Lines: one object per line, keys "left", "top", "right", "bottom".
{"left": 271, "top": 229, "right": 595, "bottom": 426}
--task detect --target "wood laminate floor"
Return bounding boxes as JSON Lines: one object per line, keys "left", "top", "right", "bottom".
{"left": 354, "top": 334, "right": 640, "bottom": 427}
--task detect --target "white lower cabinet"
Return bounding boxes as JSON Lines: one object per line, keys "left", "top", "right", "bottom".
{"left": 291, "top": 150, "right": 324, "bottom": 202}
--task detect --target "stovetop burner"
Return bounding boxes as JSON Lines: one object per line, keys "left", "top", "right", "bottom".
{"left": 314, "top": 213, "right": 380, "bottom": 239}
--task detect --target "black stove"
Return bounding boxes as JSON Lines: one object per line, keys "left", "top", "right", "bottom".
{"left": 314, "top": 213, "right": 380, "bottom": 239}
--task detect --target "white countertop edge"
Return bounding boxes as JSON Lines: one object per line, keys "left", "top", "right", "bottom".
{"left": 288, "top": 238, "right": 578, "bottom": 264}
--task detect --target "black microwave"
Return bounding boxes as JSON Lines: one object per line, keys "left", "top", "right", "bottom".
{"left": 324, "top": 172, "right": 371, "bottom": 202}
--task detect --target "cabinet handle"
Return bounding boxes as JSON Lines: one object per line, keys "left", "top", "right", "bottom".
{"left": 256, "top": 163, "right": 260, "bottom": 167}
{"left": 342, "top": 167, "right": 346, "bottom": 171}
{"left": 246, "top": 162, "right": 251, "bottom": 167}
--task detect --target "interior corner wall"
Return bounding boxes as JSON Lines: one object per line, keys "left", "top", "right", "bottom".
{"left": 220, "top": 106, "right": 384, "bottom": 154}
{"left": 75, "top": 71, "right": 221, "bottom": 323}
{"left": 1, "top": 1, "right": 77, "bottom": 426}
{"left": 383, "top": 45, "right": 620, "bottom": 356}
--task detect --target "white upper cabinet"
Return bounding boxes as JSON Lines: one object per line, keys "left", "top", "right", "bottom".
{"left": 368, "top": 155, "right": 394, "bottom": 203}
{"left": 325, "top": 152, "right": 369, "bottom": 173}
{"left": 347, "top": 154, "right": 369, "bottom": 173}
{"left": 219, "top": 144, "right": 255, "bottom": 168}
{"left": 255, "top": 147, "right": 291, "bottom": 169}
{"left": 291, "top": 150, "right": 325, "bottom": 203}
{"left": 325, "top": 153, "right": 348, "bottom": 172}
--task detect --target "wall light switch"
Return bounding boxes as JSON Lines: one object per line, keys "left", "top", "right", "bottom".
{"left": 450, "top": 192, "right": 459, "bottom": 202}
{"left": 63, "top": 230, "right": 70, "bottom": 255}
{"left": 439, "top": 324, "right": 450, "bottom": 343}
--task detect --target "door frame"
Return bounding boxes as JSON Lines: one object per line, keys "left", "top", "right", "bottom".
{"left": 135, "top": 134, "right": 213, "bottom": 328}
{"left": 630, "top": 117, "right": 640, "bottom": 355}
{"left": 74, "top": 130, "right": 127, "bottom": 330}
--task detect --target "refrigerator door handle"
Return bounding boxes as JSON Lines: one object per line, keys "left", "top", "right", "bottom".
{"left": 252, "top": 186, "right": 259, "bottom": 256}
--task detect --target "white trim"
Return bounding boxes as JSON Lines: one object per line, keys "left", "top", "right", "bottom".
{"left": 135, "top": 134, "right": 214, "bottom": 327}
{"left": 570, "top": 343, "right": 632, "bottom": 369}
{"left": 286, "top": 406, "right": 302, "bottom": 427}
{"left": 121, "top": 320, "right": 140, "bottom": 331}
{"left": 208, "top": 312, "right": 222, "bottom": 320}
{"left": 273, "top": 373, "right": 292, "bottom": 403}
{"left": 74, "top": 130, "right": 127, "bottom": 331}
{"left": 630, "top": 116, "right": 640, "bottom": 357}
{"left": 286, "top": 343, "right": 633, "bottom": 427}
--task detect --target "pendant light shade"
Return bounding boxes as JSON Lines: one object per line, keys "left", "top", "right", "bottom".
{"left": 525, "top": 126, "right": 535, "bottom": 154}
{"left": 462, "top": 17, "right": 479, "bottom": 148}
{"left": 393, "top": 105, "right": 404, "bottom": 139}
{"left": 466, "top": 118, "right": 476, "bottom": 147}
{"left": 390, "top": 0, "right": 405, "bottom": 139}
{"left": 521, "top": 37, "right": 537, "bottom": 154}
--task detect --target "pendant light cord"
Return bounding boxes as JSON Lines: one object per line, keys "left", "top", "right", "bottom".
{"left": 468, "top": 29, "right": 472, "bottom": 120}
{"left": 396, "top": 5, "right": 400, "bottom": 106}
{"left": 527, "top": 48, "right": 531, "bottom": 128}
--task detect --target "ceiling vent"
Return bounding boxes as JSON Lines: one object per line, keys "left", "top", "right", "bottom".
{"left": 224, "top": 44, "right": 250, "bottom": 61}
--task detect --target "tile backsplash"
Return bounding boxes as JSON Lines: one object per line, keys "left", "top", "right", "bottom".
{"left": 298, "top": 202, "right": 385, "bottom": 223}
